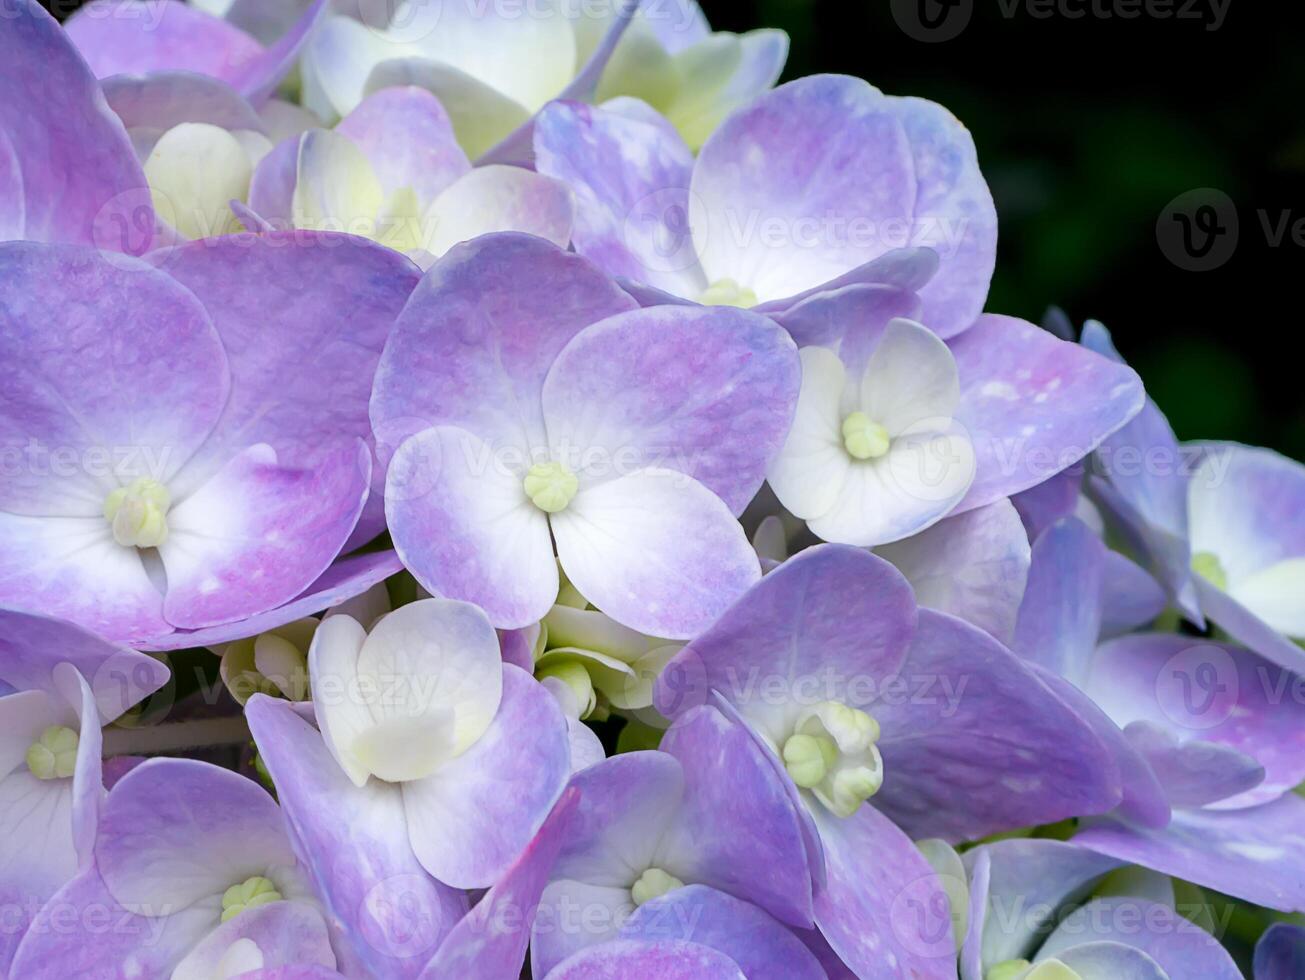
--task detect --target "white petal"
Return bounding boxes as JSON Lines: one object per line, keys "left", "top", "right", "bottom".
{"left": 144, "top": 123, "right": 251, "bottom": 240}
{"left": 859, "top": 317, "right": 960, "bottom": 436}
{"left": 292, "top": 129, "right": 385, "bottom": 234}
{"left": 765, "top": 346, "right": 852, "bottom": 521}
{"left": 308, "top": 613, "right": 372, "bottom": 787}
{"left": 423, "top": 165, "right": 573, "bottom": 258}
{"left": 1232, "top": 559, "right": 1305, "bottom": 639}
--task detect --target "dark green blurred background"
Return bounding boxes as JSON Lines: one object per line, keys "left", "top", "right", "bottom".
{"left": 709, "top": 0, "right": 1305, "bottom": 462}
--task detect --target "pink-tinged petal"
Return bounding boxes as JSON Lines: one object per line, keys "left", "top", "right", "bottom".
{"left": 551, "top": 468, "right": 760, "bottom": 640}
{"left": 544, "top": 939, "right": 745, "bottom": 980}
{"left": 401, "top": 665, "right": 569, "bottom": 889}
{"left": 872, "top": 610, "right": 1122, "bottom": 842}
{"left": 534, "top": 99, "right": 707, "bottom": 298}
{"left": 1039, "top": 897, "right": 1241, "bottom": 980}
{"left": 385, "top": 426, "right": 557, "bottom": 629}
{"left": 0, "top": 0, "right": 153, "bottom": 251}
{"left": 886, "top": 95, "right": 997, "bottom": 338}
{"left": 0, "top": 607, "right": 169, "bottom": 722}
{"left": 143, "top": 549, "right": 402, "bottom": 651}
{"left": 691, "top": 75, "right": 915, "bottom": 304}
{"left": 1123, "top": 722, "right": 1264, "bottom": 808}
{"left": 655, "top": 545, "right": 916, "bottom": 743}
{"left": 424, "top": 165, "right": 574, "bottom": 258}
{"left": 336, "top": 87, "right": 470, "bottom": 203}
{"left": 1013, "top": 517, "right": 1105, "bottom": 687}
{"left": 9, "top": 866, "right": 215, "bottom": 980}
{"left": 619, "top": 885, "right": 823, "bottom": 980}
{"left": 812, "top": 804, "right": 956, "bottom": 980}
{"left": 67, "top": 1, "right": 264, "bottom": 86}
{"left": 102, "top": 71, "right": 266, "bottom": 143}
{"left": 1075, "top": 794, "right": 1305, "bottom": 912}
{"left": 371, "top": 233, "right": 635, "bottom": 467}
{"left": 246, "top": 696, "right": 466, "bottom": 978}
{"left": 159, "top": 231, "right": 419, "bottom": 499}
{"left": 1084, "top": 634, "right": 1305, "bottom": 807}
{"left": 876, "top": 498, "right": 1030, "bottom": 644}
{"left": 964, "top": 838, "right": 1120, "bottom": 971}
{"left": 159, "top": 441, "right": 370, "bottom": 631}
{"left": 0, "top": 242, "right": 227, "bottom": 516}
{"left": 171, "top": 901, "right": 335, "bottom": 980}
{"left": 236, "top": 970, "right": 346, "bottom": 980}
{"left": 1255, "top": 923, "right": 1305, "bottom": 980}
{"left": 658, "top": 705, "right": 815, "bottom": 929}
{"left": 97, "top": 757, "right": 294, "bottom": 911}
{"left": 542, "top": 304, "right": 799, "bottom": 513}
{"left": 416, "top": 788, "right": 580, "bottom": 980}
{"left": 951, "top": 315, "right": 1145, "bottom": 513}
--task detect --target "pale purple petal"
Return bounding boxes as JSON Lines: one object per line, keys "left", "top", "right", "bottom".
{"left": 619, "top": 885, "right": 823, "bottom": 980}
{"left": 1123, "top": 722, "right": 1264, "bottom": 808}
{"left": 551, "top": 469, "right": 761, "bottom": 640}
{"left": 385, "top": 426, "right": 558, "bottom": 630}
{"left": 1013, "top": 517, "right": 1105, "bottom": 686}
{"left": 876, "top": 499, "right": 1030, "bottom": 644}
{"left": 1075, "top": 794, "right": 1305, "bottom": 911}
{"left": 658, "top": 705, "right": 816, "bottom": 929}
{"left": 171, "top": 901, "right": 336, "bottom": 980}
{"left": 371, "top": 233, "right": 636, "bottom": 472}
{"left": 656, "top": 545, "right": 916, "bottom": 743}
{"left": 0, "top": 0, "right": 153, "bottom": 251}
{"left": 1084, "top": 634, "right": 1305, "bottom": 807}
{"left": 424, "top": 165, "right": 574, "bottom": 258}
{"left": 771, "top": 282, "right": 922, "bottom": 360}
{"left": 1100, "top": 551, "right": 1167, "bottom": 637}
{"left": 246, "top": 696, "right": 467, "bottom": 977}
{"left": 1255, "top": 923, "right": 1305, "bottom": 980}
{"left": 544, "top": 939, "right": 745, "bottom": 980}
{"left": 416, "top": 788, "right": 580, "bottom": 980}
{"left": 0, "top": 769, "right": 76, "bottom": 972}
{"left": 534, "top": 99, "right": 707, "bottom": 298}
{"left": 1011, "top": 468, "right": 1083, "bottom": 539}
{"left": 541, "top": 304, "right": 799, "bottom": 512}
{"left": 159, "top": 441, "right": 370, "bottom": 632}
{"left": 402, "top": 666, "right": 569, "bottom": 889}
{"left": 1038, "top": 897, "right": 1241, "bottom": 980}
{"left": 952, "top": 314, "right": 1145, "bottom": 513}
{"left": 691, "top": 75, "right": 915, "bottom": 305}
{"left": 96, "top": 757, "right": 295, "bottom": 911}
{"left": 102, "top": 71, "right": 266, "bottom": 144}
{"left": 812, "top": 804, "right": 956, "bottom": 980}
{"left": 248, "top": 135, "right": 301, "bottom": 225}
{"left": 142, "top": 550, "right": 402, "bottom": 652}
{"left": 335, "top": 87, "right": 471, "bottom": 203}
{"left": 886, "top": 95, "right": 997, "bottom": 338}
{"left": 872, "top": 610, "right": 1122, "bottom": 842}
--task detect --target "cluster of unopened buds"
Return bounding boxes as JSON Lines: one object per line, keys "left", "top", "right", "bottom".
{"left": 1, "top": 1, "right": 1302, "bottom": 978}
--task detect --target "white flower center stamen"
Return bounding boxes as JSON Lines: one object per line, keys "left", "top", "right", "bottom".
{"left": 697, "top": 278, "right": 758, "bottom": 309}
{"left": 524, "top": 461, "right": 579, "bottom": 513}
{"left": 630, "top": 867, "right": 685, "bottom": 907}
{"left": 221, "top": 876, "right": 282, "bottom": 923}
{"left": 103, "top": 477, "right": 172, "bottom": 548}
{"left": 26, "top": 725, "right": 79, "bottom": 780}
{"left": 781, "top": 701, "right": 883, "bottom": 818}
{"left": 841, "top": 412, "right": 891, "bottom": 461}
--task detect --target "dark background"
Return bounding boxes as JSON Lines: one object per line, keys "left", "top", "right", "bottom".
{"left": 710, "top": 0, "right": 1305, "bottom": 461}
{"left": 48, "top": 0, "right": 1305, "bottom": 460}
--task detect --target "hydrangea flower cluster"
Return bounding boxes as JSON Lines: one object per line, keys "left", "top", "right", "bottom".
{"left": 1, "top": 1, "right": 1302, "bottom": 978}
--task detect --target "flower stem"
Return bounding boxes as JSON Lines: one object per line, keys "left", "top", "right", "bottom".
{"left": 102, "top": 715, "right": 251, "bottom": 757}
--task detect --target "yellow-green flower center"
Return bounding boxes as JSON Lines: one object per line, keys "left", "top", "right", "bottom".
{"left": 536, "top": 658, "right": 598, "bottom": 719}
{"left": 841, "top": 412, "right": 891, "bottom": 461}
{"left": 988, "top": 960, "right": 1083, "bottom": 980}
{"left": 221, "top": 876, "right": 282, "bottom": 923}
{"left": 103, "top": 477, "right": 172, "bottom": 548}
{"left": 782, "top": 701, "right": 883, "bottom": 818}
{"left": 26, "top": 725, "right": 79, "bottom": 781}
{"left": 1191, "top": 551, "right": 1228, "bottom": 591}
{"left": 630, "top": 867, "right": 685, "bottom": 907}
{"left": 524, "top": 461, "right": 579, "bottom": 514}
{"left": 697, "top": 278, "right": 758, "bottom": 309}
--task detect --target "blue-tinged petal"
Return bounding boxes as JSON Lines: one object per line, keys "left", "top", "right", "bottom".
{"left": 1255, "top": 923, "right": 1305, "bottom": 980}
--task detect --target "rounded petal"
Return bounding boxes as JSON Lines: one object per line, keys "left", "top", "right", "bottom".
{"left": 952, "top": 315, "right": 1146, "bottom": 512}
{"left": 1255, "top": 923, "right": 1305, "bottom": 980}
{"left": 0, "top": 0, "right": 153, "bottom": 250}
{"left": 385, "top": 426, "right": 558, "bottom": 630}
{"left": 336, "top": 86, "right": 471, "bottom": 202}
{"left": 551, "top": 468, "right": 760, "bottom": 639}
{"left": 766, "top": 346, "right": 854, "bottom": 522}
{"left": 533, "top": 99, "right": 707, "bottom": 298}
{"left": 171, "top": 901, "right": 335, "bottom": 980}
{"left": 544, "top": 940, "right": 745, "bottom": 980}
{"left": 96, "top": 757, "right": 295, "bottom": 911}
{"left": 424, "top": 165, "right": 574, "bottom": 259}
{"left": 102, "top": 71, "right": 266, "bottom": 140}
{"left": 541, "top": 304, "right": 800, "bottom": 513}
{"left": 655, "top": 545, "right": 916, "bottom": 743}
{"left": 858, "top": 318, "right": 961, "bottom": 436}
